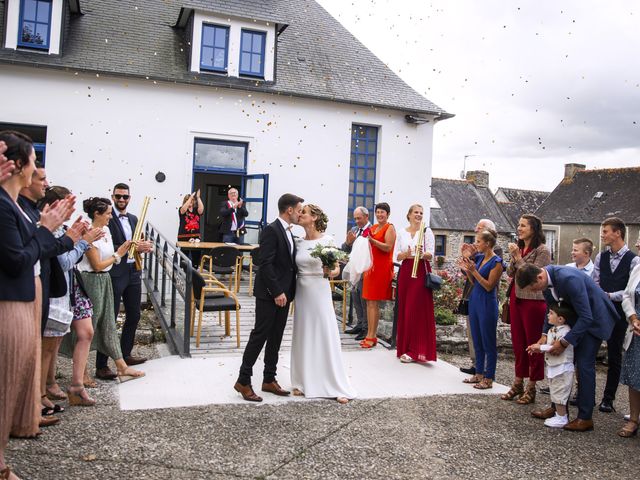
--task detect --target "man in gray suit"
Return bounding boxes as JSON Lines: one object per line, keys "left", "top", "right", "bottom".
{"left": 342, "top": 206, "right": 371, "bottom": 341}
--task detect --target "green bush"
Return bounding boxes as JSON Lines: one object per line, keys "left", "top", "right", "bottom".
{"left": 435, "top": 307, "right": 456, "bottom": 325}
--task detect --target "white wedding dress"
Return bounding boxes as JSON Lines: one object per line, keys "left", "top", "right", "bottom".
{"left": 290, "top": 235, "right": 357, "bottom": 400}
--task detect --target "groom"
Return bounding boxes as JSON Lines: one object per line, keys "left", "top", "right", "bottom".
{"left": 234, "top": 193, "right": 304, "bottom": 402}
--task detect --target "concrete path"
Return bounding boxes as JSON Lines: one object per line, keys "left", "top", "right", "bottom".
{"left": 118, "top": 349, "right": 509, "bottom": 410}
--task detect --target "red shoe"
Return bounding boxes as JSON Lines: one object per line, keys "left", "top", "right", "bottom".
{"left": 359, "top": 337, "right": 377, "bottom": 349}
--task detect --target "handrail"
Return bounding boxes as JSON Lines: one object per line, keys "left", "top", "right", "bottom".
{"left": 143, "top": 222, "right": 193, "bottom": 357}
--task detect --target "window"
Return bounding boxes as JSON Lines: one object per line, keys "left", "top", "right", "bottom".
{"left": 463, "top": 235, "right": 475, "bottom": 245}
{"left": 435, "top": 235, "right": 446, "bottom": 256}
{"left": 347, "top": 125, "right": 378, "bottom": 229}
{"left": 200, "top": 24, "right": 229, "bottom": 72}
{"left": 239, "top": 29, "right": 266, "bottom": 77}
{"left": 193, "top": 139, "right": 247, "bottom": 173}
{"left": 18, "top": 0, "right": 52, "bottom": 50}
{"left": 0, "top": 122, "right": 47, "bottom": 165}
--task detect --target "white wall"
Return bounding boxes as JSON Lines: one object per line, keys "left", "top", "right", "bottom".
{"left": 0, "top": 66, "right": 435, "bottom": 241}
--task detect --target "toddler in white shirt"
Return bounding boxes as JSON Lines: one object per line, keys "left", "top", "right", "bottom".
{"left": 527, "top": 302, "right": 575, "bottom": 428}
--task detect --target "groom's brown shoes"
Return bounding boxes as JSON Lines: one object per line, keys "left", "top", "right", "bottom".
{"left": 234, "top": 382, "right": 263, "bottom": 402}
{"left": 262, "top": 381, "right": 290, "bottom": 396}
{"left": 563, "top": 418, "right": 594, "bottom": 432}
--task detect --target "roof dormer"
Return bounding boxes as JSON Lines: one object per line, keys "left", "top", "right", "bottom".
{"left": 175, "top": 6, "right": 287, "bottom": 82}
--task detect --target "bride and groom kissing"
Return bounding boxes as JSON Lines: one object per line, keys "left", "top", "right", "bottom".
{"left": 233, "top": 193, "right": 356, "bottom": 404}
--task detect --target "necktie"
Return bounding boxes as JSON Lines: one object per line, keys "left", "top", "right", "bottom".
{"left": 357, "top": 228, "right": 363, "bottom": 236}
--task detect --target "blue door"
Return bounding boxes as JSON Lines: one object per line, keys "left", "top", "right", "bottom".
{"left": 241, "top": 174, "right": 268, "bottom": 244}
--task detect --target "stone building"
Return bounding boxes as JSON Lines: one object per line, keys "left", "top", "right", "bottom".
{"left": 535, "top": 164, "right": 640, "bottom": 265}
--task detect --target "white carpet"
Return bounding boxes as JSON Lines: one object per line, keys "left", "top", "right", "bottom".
{"left": 118, "top": 348, "right": 509, "bottom": 411}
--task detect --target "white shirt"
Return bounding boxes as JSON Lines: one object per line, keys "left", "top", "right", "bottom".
{"left": 545, "top": 324, "right": 575, "bottom": 377}
{"left": 394, "top": 227, "right": 435, "bottom": 263}
{"left": 565, "top": 260, "right": 594, "bottom": 276}
{"left": 277, "top": 217, "right": 294, "bottom": 255}
{"left": 117, "top": 211, "right": 135, "bottom": 264}
{"left": 77, "top": 227, "right": 115, "bottom": 272}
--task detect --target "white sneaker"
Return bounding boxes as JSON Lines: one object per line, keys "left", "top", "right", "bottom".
{"left": 544, "top": 414, "right": 569, "bottom": 428}
{"left": 624, "top": 414, "right": 631, "bottom": 421}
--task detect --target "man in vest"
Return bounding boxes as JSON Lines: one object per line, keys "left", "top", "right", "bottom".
{"left": 592, "top": 216, "right": 640, "bottom": 413}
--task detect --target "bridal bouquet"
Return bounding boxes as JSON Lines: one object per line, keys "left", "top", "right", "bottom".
{"left": 309, "top": 244, "right": 348, "bottom": 278}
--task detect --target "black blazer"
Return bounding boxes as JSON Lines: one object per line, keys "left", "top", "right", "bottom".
{"left": 219, "top": 200, "right": 249, "bottom": 235}
{"left": 108, "top": 212, "right": 138, "bottom": 278}
{"left": 253, "top": 219, "right": 297, "bottom": 301}
{"left": 0, "top": 187, "right": 58, "bottom": 301}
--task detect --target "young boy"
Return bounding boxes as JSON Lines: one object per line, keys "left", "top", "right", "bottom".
{"left": 527, "top": 302, "right": 576, "bottom": 428}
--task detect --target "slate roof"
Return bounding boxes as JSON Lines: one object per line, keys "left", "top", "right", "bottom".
{"left": 535, "top": 167, "right": 640, "bottom": 225}
{"left": 0, "top": 0, "right": 451, "bottom": 117}
{"left": 495, "top": 187, "right": 550, "bottom": 228}
{"left": 430, "top": 178, "right": 513, "bottom": 233}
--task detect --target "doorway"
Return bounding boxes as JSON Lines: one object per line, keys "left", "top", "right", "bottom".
{"left": 193, "top": 172, "right": 241, "bottom": 242}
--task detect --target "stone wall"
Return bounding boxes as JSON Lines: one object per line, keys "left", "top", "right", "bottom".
{"left": 431, "top": 230, "right": 512, "bottom": 270}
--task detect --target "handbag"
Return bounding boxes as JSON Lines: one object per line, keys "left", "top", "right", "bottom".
{"left": 425, "top": 272, "right": 442, "bottom": 290}
{"left": 456, "top": 299, "right": 469, "bottom": 315}
{"left": 500, "top": 280, "right": 513, "bottom": 324}
{"left": 45, "top": 304, "right": 73, "bottom": 333}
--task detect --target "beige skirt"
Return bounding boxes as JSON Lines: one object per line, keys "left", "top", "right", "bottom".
{"left": 0, "top": 277, "right": 42, "bottom": 446}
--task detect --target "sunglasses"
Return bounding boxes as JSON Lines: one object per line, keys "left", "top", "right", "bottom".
{"left": 114, "top": 194, "right": 130, "bottom": 200}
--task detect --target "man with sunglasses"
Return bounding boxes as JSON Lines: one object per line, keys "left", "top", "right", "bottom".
{"left": 96, "top": 183, "right": 153, "bottom": 379}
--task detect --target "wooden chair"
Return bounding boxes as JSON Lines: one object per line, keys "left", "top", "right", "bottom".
{"left": 201, "top": 246, "right": 242, "bottom": 293}
{"left": 242, "top": 247, "right": 260, "bottom": 295}
{"left": 190, "top": 270, "right": 241, "bottom": 348}
{"left": 329, "top": 279, "right": 349, "bottom": 332}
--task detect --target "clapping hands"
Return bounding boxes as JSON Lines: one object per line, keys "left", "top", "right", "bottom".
{"left": 40, "top": 196, "right": 76, "bottom": 232}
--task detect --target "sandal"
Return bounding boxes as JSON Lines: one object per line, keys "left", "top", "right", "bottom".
{"left": 516, "top": 383, "right": 537, "bottom": 405}
{"left": 292, "top": 388, "right": 305, "bottom": 397}
{"left": 360, "top": 337, "right": 377, "bottom": 349}
{"left": 399, "top": 354, "right": 414, "bottom": 363}
{"left": 474, "top": 378, "right": 493, "bottom": 390}
{"left": 463, "top": 374, "right": 483, "bottom": 384}
{"left": 46, "top": 383, "right": 67, "bottom": 401}
{"left": 117, "top": 367, "right": 145, "bottom": 383}
{"left": 500, "top": 381, "right": 524, "bottom": 401}
{"left": 67, "top": 385, "right": 96, "bottom": 407}
{"left": 618, "top": 419, "right": 639, "bottom": 438}
{"left": 336, "top": 397, "right": 349, "bottom": 404}
{"left": 83, "top": 373, "right": 97, "bottom": 389}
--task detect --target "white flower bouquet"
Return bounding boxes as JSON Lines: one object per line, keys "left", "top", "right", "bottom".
{"left": 309, "top": 244, "right": 348, "bottom": 278}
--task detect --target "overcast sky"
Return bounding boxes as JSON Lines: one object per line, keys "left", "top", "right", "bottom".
{"left": 318, "top": 0, "right": 640, "bottom": 192}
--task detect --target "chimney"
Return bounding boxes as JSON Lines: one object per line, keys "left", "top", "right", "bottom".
{"left": 564, "top": 163, "right": 586, "bottom": 180}
{"left": 466, "top": 170, "right": 489, "bottom": 188}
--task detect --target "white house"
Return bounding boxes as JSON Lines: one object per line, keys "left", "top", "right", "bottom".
{"left": 0, "top": 0, "right": 451, "bottom": 243}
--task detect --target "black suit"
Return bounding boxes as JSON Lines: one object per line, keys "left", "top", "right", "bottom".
{"left": 96, "top": 212, "right": 142, "bottom": 368}
{"left": 18, "top": 195, "right": 73, "bottom": 333}
{"left": 238, "top": 219, "right": 297, "bottom": 385}
{"left": 0, "top": 188, "right": 58, "bottom": 302}
{"left": 219, "top": 200, "right": 248, "bottom": 238}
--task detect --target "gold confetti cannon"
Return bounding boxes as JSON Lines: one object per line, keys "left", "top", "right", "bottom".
{"left": 411, "top": 222, "right": 425, "bottom": 278}
{"left": 128, "top": 196, "right": 151, "bottom": 270}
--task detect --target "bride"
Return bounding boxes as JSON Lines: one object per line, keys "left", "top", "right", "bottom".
{"left": 290, "top": 204, "right": 357, "bottom": 404}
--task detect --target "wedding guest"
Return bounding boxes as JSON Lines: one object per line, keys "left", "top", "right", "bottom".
{"left": 96, "top": 183, "right": 153, "bottom": 375}
{"left": 361, "top": 202, "right": 396, "bottom": 349}
{"left": 78, "top": 197, "right": 144, "bottom": 383}
{"left": 619, "top": 262, "right": 640, "bottom": 437}
{"left": 501, "top": 214, "right": 551, "bottom": 405}
{"left": 43, "top": 186, "right": 102, "bottom": 406}
{"left": 460, "top": 230, "right": 503, "bottom": 389}
{"left": 517, "top": 263, "right": 616, "bottom": 431}
{"left": 459, "top": 218, "right": 503, "bottom": 375}
{"left": 527, "top": 302, "right": 576, "bottom": 428}
{"left": 178, "top": 190, "right": 204, "bottom": 267}
{"left": 342, "top": 206, "right": 371, "bottom": 341}
{"left": 0, "top": 131, "right": 71, "bottom": 478}
{"left": 592, "top": 217, "right": 639, "bottom": 413}
{"left": 395, "top": 204, "right": 436, "bottom": 363}
{"left": 219, "top": 187, "right": 248, "bottom": 243}
{"left": 565, "top": 238, "right": 594, "bottom": 276}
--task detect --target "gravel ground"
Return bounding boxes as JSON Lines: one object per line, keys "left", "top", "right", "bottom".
{"left": 6, "top": 347, "right": 640, "bottom": 480}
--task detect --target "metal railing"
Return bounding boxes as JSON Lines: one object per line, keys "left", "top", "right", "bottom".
{"left": 143, "top": 222, "right": 193, "bottom": 357}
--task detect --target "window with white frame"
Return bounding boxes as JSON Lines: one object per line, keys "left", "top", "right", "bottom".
{"left": 18, "top": 0, "right": 52, "bottom": 50}
{"left": 200, "top": 23, "right": 229, "bottom": 73}
{"left": 239, "top": 29, "right": 266, "bottom": 78}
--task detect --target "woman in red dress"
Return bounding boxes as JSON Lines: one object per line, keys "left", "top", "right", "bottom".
{"left": 361, "top": 203, "right": 396, "bottom": 348}
{"left": 501, "top": 214, "right": 551, "bottom": 405}
{"left": 395, "top": 204, "right": 437, "bottom": 362}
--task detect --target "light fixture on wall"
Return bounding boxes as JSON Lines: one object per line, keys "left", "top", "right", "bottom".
{"left": 155, "top": 172, "right": 166, "bottom": 183}
{"left": 404, "top": 114, "right": 430, "bottom": 124}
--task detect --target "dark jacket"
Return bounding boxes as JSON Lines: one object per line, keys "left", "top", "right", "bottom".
{"left": 219, "top": 200, "right": 248, "bottom": 235}
{"left": 253, "top": 219, "right": 297, "bottom": 301}
{"left": 108, "top": 212, "right": 138, "bottom": 277}
{"left": 0, "top": 187, "right": 58, "bottom": 301}
{"left": 543, "top": 265, "right": 617, "bottom": 346}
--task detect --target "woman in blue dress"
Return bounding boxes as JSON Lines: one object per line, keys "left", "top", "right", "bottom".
{"left": 460, "top": 229, "right": 504, "bottom": 390}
